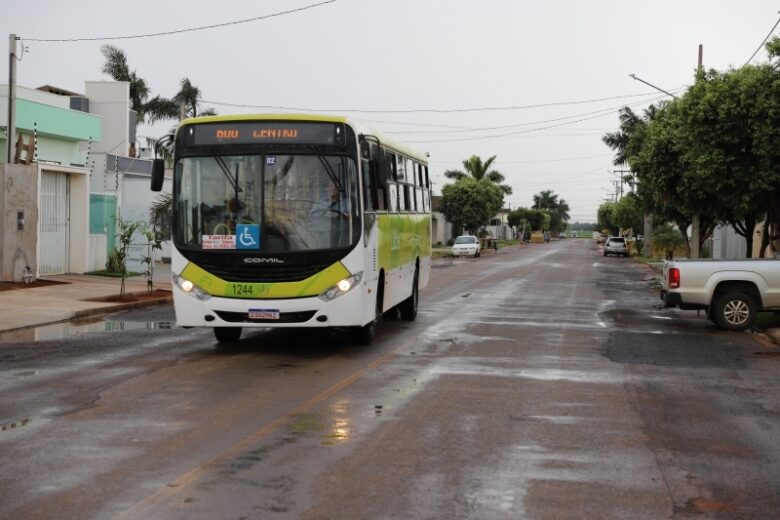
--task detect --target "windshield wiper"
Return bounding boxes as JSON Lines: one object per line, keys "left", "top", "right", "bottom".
{"left": 211, "top": 148, "right": 242, "bottom": 193}
{"left": 311, "top": 146, "right": 343, "bottom": 193}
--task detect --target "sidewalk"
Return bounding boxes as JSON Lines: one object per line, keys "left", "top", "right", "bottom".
{"left": 0, "top": 263, "right": 172, "bottom": 333}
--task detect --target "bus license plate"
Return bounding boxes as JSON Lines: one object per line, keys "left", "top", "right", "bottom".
{"left": 249, "top": 309, "right": 280, "bottom": 320}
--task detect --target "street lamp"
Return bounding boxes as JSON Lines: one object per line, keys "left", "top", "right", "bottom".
{"left": 629, "top": 73, "right": 679, "bottom": 99}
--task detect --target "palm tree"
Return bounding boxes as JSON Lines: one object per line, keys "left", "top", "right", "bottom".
{"left": 444, "top": 155, "right": 513, "bottom": 196}
{"left": 602, "top": 104, "right": 658, "bottom": 256}
{"left": 173, "top": 78, "right": 218, "bottom": 119}
{"left": 533, "top": 189, "right": 570, "bottom": 224}
{"left": 101, "top": 46, "right": 217, "bottom": 125}
{"left": 144, "top": 78, "right": 218, "bottom": 124}
{"left": 557, "top": 198, "right": 571, "bottom": 221}
{"left": 533, "top": 189, "right": 559, "bottom": 210}
{"left": 601, "top": 107, "right": 642, "bottom": 166}
{"left": 101, "top": 45, "right": 161, "bottom": 124}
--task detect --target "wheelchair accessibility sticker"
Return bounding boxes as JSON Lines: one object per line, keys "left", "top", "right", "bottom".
{"left": 236, "top": 224, "right": 260, "bottom": 249}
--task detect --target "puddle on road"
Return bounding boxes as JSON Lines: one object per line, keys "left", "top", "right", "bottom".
{"left": 0, "top": 319, "right": 176, "bottom": 344}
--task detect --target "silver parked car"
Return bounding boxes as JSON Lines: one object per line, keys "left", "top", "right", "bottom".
{"left": 452, "top": 235, "right": 481, "bottom": 257}
{"left": 603, "top": 237, "right": 628, "bottom": 257}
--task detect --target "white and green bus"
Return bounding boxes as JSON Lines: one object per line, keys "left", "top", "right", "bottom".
{"left": 151, "top": 114, "right": 431, "bottom": 344}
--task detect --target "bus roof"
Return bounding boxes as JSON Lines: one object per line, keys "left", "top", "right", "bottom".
{"left": 179, "top": 113, "right": 429, "bottom": 164}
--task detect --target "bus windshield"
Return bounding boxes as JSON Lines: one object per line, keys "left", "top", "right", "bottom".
{"left": 173, "top": 153, "right": 360, "bottom": 253}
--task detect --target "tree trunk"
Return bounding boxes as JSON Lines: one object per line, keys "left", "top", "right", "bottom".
{"left": 642, "top": 213, "right": 653, "bottom": 257}
{"left": 675, "top": 218, "right": 692, "bottom": 258}
{"left": 760, "top": 218, "right": 771, "bottom": 258}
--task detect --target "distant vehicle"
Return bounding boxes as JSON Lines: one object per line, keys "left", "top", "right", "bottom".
{"left": 661, "top": 258, "right": 780, "bottom": 331}
{"left": 452, "top": 235, "right": 481, "bottom": 257}
{"left": 597, "top": 234, "right": 607, "bottom": 244}
{"left": 571, "top": 232, "right": 578, "bottom": 238}
{"left": 559, "top": 232, "right": 566, "bottom": 239}
{"left": 603, "top": 237, "right": 628, "bottom": 257}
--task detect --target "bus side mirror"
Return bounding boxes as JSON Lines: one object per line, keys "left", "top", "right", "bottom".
{"left": 151, "top": 159, "right": 165, "bottom": 192}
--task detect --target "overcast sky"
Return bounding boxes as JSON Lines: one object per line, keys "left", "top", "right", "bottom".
{"left": 2, "top": 1, "right": 777, "bottom": 221}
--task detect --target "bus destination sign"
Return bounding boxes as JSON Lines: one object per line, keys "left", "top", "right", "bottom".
{"left": 188, "top": 122, "right": 344, "bottom": 146}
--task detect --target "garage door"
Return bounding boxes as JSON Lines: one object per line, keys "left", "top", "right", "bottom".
{"left": 39, "top": 171, "right": 69, "bottom": 275}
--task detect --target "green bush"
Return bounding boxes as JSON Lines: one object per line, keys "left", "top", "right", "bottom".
{"left": 653, "top": 224, "right": 684, "bottom": 260}
{"left": 105, "top": 248, "right": 124, "bottom": 273}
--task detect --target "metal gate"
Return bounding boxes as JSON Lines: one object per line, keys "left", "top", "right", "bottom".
{"left": 39, "top": 171, "right": 69, "bottom": 275}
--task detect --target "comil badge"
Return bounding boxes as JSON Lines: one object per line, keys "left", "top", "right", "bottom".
{"left": 236, "top": 224, "right": 260, "bottom": 250}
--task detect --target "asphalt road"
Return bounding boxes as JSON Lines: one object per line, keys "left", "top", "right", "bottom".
{"left": 2, "top": 239, "right": 779, "bottom": 520}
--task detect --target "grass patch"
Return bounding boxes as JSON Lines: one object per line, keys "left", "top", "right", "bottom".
{"left": 84, "top": 270, "right": 143, "bottom": 278}
{"left": 432, "top": 247, "right": 452, "bottom": 259}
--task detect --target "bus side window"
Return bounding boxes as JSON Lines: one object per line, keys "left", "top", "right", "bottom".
{"left": 388, "top": 183, "right": 398, "bottom": 212}
{"left": 361, "top": 157, "right": 375, "bottom": 211}
{"left": 385, "top": 151, "right": 397, "bottom": 182}
{"left": 416, "top": 186, "right": 423, "bottom": 212}
{"left": 397, "top": 183, "right": 406, "bottom": 211}
{"left": 397, "top": 156, "right": 406, "bottom": 183}
{"left": 377, "top": 188, "right": 386, "bottom": 211}
{"left": 424, "top": 165, "right": 430, "bottom": 188}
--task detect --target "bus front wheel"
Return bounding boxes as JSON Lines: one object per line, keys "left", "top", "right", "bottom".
{"left": 214, "top": 327, "right": 242, "bottom": 343}
{"left": 353, "top": 276, "right": 383, "bottom": 345}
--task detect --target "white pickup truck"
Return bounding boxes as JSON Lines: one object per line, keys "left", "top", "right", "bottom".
{"left": 661, "top": 259, "right": 780, "bottom": 331}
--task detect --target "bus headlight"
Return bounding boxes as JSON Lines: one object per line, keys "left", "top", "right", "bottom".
{"left": 319, "top": 272, "right": 362, "bottom": 302}
{"left": 173, "top": 273, "right": 211, "bottom": 301}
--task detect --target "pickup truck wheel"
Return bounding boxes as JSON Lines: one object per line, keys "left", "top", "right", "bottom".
{"left": 714, "top": 292, "right": 756, "bottom": 331}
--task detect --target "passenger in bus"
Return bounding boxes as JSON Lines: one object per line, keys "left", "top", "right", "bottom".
{"left": 308, "top": 184, "right": 349, "bottom": 248}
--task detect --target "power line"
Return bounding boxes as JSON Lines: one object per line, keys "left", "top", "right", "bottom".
{"left": 429, "top": 153, "right": 613, "bottom": 165}
{"left": 517, "top": 164, "right": 612, "bottom": 190}
{"left": 202, "top": 91, "right": 677, "bottom": 114}
{"left": 405, "top": 94, "right": 670, "bottom": 143}
{"left": 744, "top": 13, "right": 780, "bottom": 66}
{"left": 23, "top": 1, "right": 337, "bottom": 42}
{"left": 383, "top": 99, "right": 657, "bottom": 135}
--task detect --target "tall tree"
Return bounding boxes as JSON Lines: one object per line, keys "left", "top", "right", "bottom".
{"left": 101, "top": 45, "right": 164, "bottom": 124}
{"left": 532, "top": 190, "right": 569, "bottom": 227}
{"left": 101, "top": 46, "right": 217, "bottom": 126}
{"left": 613, "top": 192, "right": 643, "bottom": 234}
{"left": 173, "top": 78, "right": 218, "bottom": 119}
{"left": 444, "top": 155, "right": 512, "bottom": 196}
{"left": 597, "top": 201, "right": 618, "bottom": 235}
{"left": 602, "top": 105, "right": 658, "bottom": 256}
{"left": 676, "top": 51, "right": 780, "bottom": 257}
{"left": 440, "top": 178, "right": 504, "bottom": 235}
{"left": 628, "top": 100, "right": 715, "bottom": 258}
{"left": 602, "top": 107, "right": 644, "bottom": 166}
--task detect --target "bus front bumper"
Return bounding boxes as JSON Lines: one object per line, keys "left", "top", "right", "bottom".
{"left": 172, "top": 282, "right": 368, "bottom": 328}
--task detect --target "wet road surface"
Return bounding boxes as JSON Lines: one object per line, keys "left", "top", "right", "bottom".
{"left": 2, "top": 239, "right": 779, "bottom": 519}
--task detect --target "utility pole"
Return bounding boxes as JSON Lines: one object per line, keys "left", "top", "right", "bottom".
{"left": 690, "top": 44, "right": 704, "bottom": 259}
{"left": 6, "top": 34, "right": 18, "bottom": 164}
{"left": 613, "top": 169, "right": 630, "bottom": 198}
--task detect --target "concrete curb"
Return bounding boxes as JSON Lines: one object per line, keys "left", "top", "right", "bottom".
{"left": 71, "top": 295, "right": 173, "bottom": 320}
{"left": 763, "top": 328, "right": 780, "bottom": 345}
